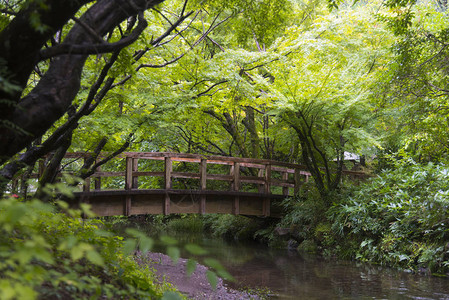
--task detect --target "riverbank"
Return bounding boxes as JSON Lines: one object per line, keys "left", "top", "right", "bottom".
{"left": 135, "top": 252, "right": 259, "bottom": 299}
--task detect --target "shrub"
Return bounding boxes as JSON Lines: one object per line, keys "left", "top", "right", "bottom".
{"left": 330, "top": 161, "right": 449, "bottom": 274}
{"left": 0, "top": 196, "right": 179, "bottom": 299}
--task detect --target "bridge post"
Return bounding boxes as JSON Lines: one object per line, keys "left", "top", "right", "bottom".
{"left": 132, "top": 159, "right": 139, "bottom": 188}
{"left": 164, "top": 157, "right": 172, "bottom": 215}
{"left": 125, "top": 157, "right": 133, "bottom": 216}
{"left": 94, "top": 166, "right": 101, "bottom": 190}
{"left": 258, "top": 168, "right": 264, "bottom": 193}
{"left": 199, "top": 158, "right": 207, "bottom": 214}
{"left": 263, "top": 164, "right": 271, "bottom": 216}
{"left": 294, "top": 168, "right": 301, "bottom": 195}
{"left": 83, "top": 157, "right": 90, "bottom": 192}
{"left": 232, "top": 162, "right": 240, "bottom": 215}
{"left": 282, "top": 172, "right": 289, "bottom": 196}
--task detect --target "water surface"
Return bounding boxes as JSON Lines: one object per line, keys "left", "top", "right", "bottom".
{"left": 168, "top": 234, "right": 449, "bottom": 299}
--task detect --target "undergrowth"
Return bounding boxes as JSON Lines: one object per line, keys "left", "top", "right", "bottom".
{"left": 280, "top": 161, "right": 449, "bottom": 275}
{"left": 0, "top": 196, "right": 182, "bottom": 299}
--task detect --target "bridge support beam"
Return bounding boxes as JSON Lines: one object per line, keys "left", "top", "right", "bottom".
{"left": 263, "top": 164, "right": 271, "bottom": 216}
{"left": 200, "top": 158, "right": 207, "bottom": 214}
{"left": 232, "top": 196, "right": 240, "bottom": 215}
{"left": 231, "top": 162, "right": 240, "bottom": 215}
{"left": 164, "top": 157, "right": 172, "bottom": 215}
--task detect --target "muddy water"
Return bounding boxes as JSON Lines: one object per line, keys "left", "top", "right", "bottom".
{"left": 169, "top": 235, "right": 449, "bottom": 299}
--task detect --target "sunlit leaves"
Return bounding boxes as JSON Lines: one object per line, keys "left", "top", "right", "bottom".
{"left": 376, "top": 1, "right": 449, "bottom": 161}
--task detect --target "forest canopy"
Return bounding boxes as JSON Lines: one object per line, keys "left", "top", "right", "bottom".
{"left": 0, "top": 0, "right": 448, "bottom": 194}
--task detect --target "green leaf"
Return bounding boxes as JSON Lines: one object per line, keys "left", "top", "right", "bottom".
{"left": 94, "top": 229, "right": 113, "bottom": 237}
{"left": 186, "top": 259, "right": 197, "bottom": 276}
{"left": 139, "top": 236, "right": 154, "bottom": 253}
{"left": 216, "top": 269, "right": 234, "bottom": 281}
{"left": 86, "top": 250, "right": 104, "bottom": 266}
{"left": 162, "top": 291, "right": 183, "bottom": 300}
{"left": 160, "top": 235, "right": 178, "bottom": 246}
{"left": 125, "top": 228, "right": 145, "bottom": 238}
{"left": 203, "top": 258, "right": 224, "bottom": 271}
{"left": 206, "top": 270, "right": 218, "bottom": 290}
{"left": 122, "top": 239, "right": 137, "bottom": 255}
{"left": 185, "top": 244, "right": 208, "bottom": 256}
{"left": 167, "top": 246, "right": 180, "bottom": 264}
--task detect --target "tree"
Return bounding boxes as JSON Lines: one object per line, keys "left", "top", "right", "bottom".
{"left": 0, "top": 0, "right": 298, "bottom": 195}
{"left": 268, "top": 4, "right": 392, "bottom": 197}
{"left": 374, "top": 0, "right": 449, "bottom": 162}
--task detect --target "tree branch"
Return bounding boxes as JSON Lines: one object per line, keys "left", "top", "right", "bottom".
{"left": 40, "top": 12, "right": 147, "bottom": 59}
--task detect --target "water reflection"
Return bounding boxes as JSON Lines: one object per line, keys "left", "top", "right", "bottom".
{"left": 167, "top": 234, "right": 449, "bottom": 300}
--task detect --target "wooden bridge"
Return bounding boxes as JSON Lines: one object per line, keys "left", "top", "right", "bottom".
{"left": 61, "top": 152, "right": 366, "bottom": 217}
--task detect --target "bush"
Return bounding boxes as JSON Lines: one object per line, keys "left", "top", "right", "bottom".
{"left": 329, "top": 161, "right": 449, "bottom": 274}
{"left": 0, "top": 196, "right": 180, "bottom": 299}
{"left": 202, "top": 214, "right": 265, "bottom": 241}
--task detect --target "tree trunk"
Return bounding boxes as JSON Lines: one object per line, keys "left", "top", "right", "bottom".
{"left": 0, "top": 0, "right": 164, "bottom": 164}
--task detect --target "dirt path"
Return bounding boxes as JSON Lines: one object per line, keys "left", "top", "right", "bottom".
{"left": 137, "top": 252, "right": 259, "bottom": 299}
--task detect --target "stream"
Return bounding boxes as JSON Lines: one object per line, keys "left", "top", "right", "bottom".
{"left": 157, "top": 233, "right": 449, "bottom": 299}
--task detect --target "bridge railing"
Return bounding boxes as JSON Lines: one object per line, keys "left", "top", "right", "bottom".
{"left": 58, "top": 152, "right": 314, "bottom": 215}
{"left": 23, "top": 152, "right": 368, "bottom": 216}
{"left": 57, "top": 152, "right": 313, "bottom": 195}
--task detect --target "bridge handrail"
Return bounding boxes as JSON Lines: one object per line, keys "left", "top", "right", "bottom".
{"left": 26, "top": 152, "right": 370, "bottom": 216}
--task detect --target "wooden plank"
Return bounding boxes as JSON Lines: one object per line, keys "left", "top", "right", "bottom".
{"left": 232, "top": 196, "right": 240, "bottom": 215}
{"left": 294, "top": 168, "right": 302, "bottom": 195}
{"left": 125, "top": 195, "right": 131, "bottom": 216}
{"left": 240, "top": 176, "right": 265, "bottom": 185}
{"left": 238, "top": 162, "right": 265, "bottom": 169}
{"left": 164, "top": 193, "right": 170, "bottom": 215}
{"left": 132, "top": 158, "right": 138, "bottom": 188}
{"left": 84, "top": 177, "right": 90, "bottom": 192}
{"left": 164, "top": 157, "right": 172, "bottom": 215}
{"left": 232, "top": 162, "right": 240, "bottom": 215}
{"left": 94, "top": 166, "right": 101, "bottom": 190}
{"left": 200, "top": 159, "right": 207, "bottom": 214}
{"left": 206, "top": 174, "right": 233, "bottom": 181}
{"left": 130, "top": 195, "right": 164, "bottom": 215}
{"left": 239, "top": 197, "right": 264, "bottom": 216}
{"left": 125, "top": 157, "right": 133, "bottom": 190}
{"left": 270, "top": 179, "right": 295, "bottom": 188}
{"left": 263, "top": 198, "right": 270, "bottom": 216}
{"left": 133, "top": 171, "right": 163, "bottom": 177}
{"left": 171, "top": 172, "right": 200, "bottom": 179}
{"left": 233, "top": 162, "right": 240, "bottom": 191}
{"left": 164, "top": 157, "right": 172, "bottom": 189}
{"left": 91, "top": 171, "right": 125, "bottom": 177}
{"left": 282, "top": 172, "right": 289, "bottom": 196}
{"left": 264, "top": 164, "right": 271, "bottom": 195}
{"left": 63, "top": 151, "right": 313, "bottom": 172}
{"left": 271, "top": 166, "right": 295, "bottom": 173}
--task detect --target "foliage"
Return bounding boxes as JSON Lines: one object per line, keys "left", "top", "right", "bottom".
{"left": 276, "top": 186, "right": 334, "bottom": 248}
{"left": 165, "top": 214, "right": 204, "bottom": 233}
{"left": 374, "top": 1, "right": 449, "bottom": 161}
{"left": 0, "top": 196, "right": 181, "bottom": 299}
{"left": 268, "top": 2, "right": 393, "bottom": 195}
{"left": 202, "top": 214, "right": 266, "bottom": 241}
{"left": 329, "top": 162, "right": 449, "bottom": 274}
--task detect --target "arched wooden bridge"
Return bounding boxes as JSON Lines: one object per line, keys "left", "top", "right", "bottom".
{"left": 63, "top": 152, "right": 367, "bottom": 217}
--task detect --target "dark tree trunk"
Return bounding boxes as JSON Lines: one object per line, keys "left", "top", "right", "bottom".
{"left": 0, "top": 0, "right": 164, "bottom": 164}
{"left": 34, "top": 131, "right": 73, "bottom": 201}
